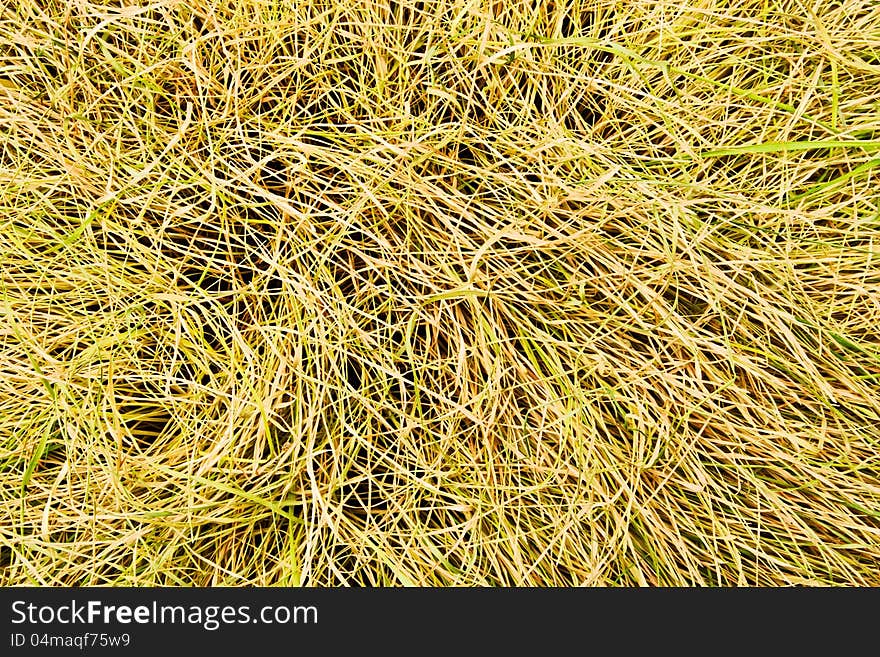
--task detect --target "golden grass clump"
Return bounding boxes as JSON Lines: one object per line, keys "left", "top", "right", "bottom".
{"left": 2, "top": 0, "right": 880, "bottom": 586}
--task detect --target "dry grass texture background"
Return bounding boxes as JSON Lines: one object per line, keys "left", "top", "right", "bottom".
{"left": 2, "top": 0, "right": 880, "bottom": 585}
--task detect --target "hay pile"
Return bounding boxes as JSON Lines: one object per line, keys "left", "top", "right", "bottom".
{"left": 2, "top": 0, "right": 879, "bottom": 585}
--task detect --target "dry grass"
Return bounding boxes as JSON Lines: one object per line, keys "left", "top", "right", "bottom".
{"left": 1, "top": 0, "right": 879, "bottom": 586}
